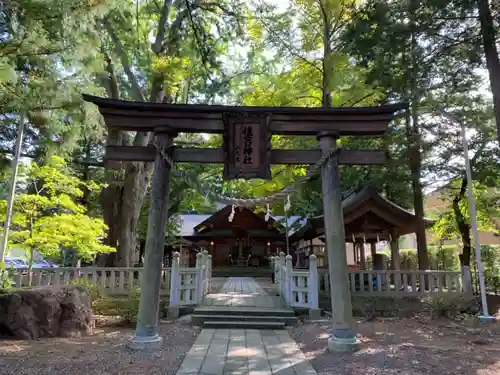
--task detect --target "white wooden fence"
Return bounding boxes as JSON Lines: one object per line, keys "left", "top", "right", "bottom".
{"left": 6, "top": 249, "right": 212, "bottom": 305}
{"left": 272, "top": 253, "right": 319, "bottom": 312}
{"left": 319, "top": 269, "right": 469, "bottom": 296}
{"left": 272, "top": 252, "right": 469, "bottom": 313}
{"left": 169, "top": 250, "right": 212, "bottom": 307}
{"left": 8, "top": 267, "right": 171, "bottom": 295}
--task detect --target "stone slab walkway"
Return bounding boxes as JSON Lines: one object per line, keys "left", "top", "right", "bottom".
{"left": 175, "top": 277, "right": 318, "bottom": 375}
{"left": 201, "top": 277, "right": 284, "bottom": 309}
{"left": 175, "top": 328, "right": 318, "bottom": 375}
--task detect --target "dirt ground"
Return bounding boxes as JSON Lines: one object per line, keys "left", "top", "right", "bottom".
{"left": 0, "top": 320, "right": 200, "bottom": 375}
{"left": 290, "top": 317, "right": 500, "bottom": 375}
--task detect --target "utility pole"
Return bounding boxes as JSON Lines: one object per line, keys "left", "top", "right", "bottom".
{"left": 437, "top": 109, "right": 494, "bottom": 322}
{"left": 0, "top": 116, "right": 25, "bottom": 262}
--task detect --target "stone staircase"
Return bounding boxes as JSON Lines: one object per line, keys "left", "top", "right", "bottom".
{"left": 191, "top": 306, "right": 297, "bottom": 330}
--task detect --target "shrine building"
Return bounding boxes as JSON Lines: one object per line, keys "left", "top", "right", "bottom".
{"left": 166, "top": 185, "right": 426, "bottom": 273}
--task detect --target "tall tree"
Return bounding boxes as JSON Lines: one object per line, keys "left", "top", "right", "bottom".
{"left": 477, "top": 0, "right": 500, "bottom": 145}
{"left": 345, "top": 0, "right": 486, "bottom": 269}
{"left": 97, "top": 0, "right": 247, "bottom": 266}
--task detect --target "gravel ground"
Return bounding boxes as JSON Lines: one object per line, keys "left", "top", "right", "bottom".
{"left": 0, "top": 320, "right": 200, "bottom": 375}
{"left": 289, "top": 317, "right": 500, "bottom": 375}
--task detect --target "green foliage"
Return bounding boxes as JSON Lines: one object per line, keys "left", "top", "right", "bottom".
{"left": 71, "top": 278, "right": 105, "bottom": 303}
{"left": 117, "top": 287, "right": 141, "bottom": 326}
{"left": 0, "top": 262, "right": 14, "bottom": 290}
{"left": 425, "top": 295, "right": 467, "bottom": 319}
{"left": 481, "top": 245, "right": 500, "bottom": 291}
{"left": 0, "top": 156, "right": 115, "bottom": 268}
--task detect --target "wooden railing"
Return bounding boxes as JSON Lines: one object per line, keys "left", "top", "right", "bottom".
{"left": 169, "top": 250, "right": 212, "bottom": 308}
{"left": 318, "top": 269, "right": 467, "bottom": 297}
{"left": 8, "top": 267, "right": 171, "bottom": 295}
{"left": 6, "top": 250, "right": 212, "bottom": 309}
{"left": 271, "top": 253, "right": 469, "bottom": 313}
{"left": 272, "top": 253, "right": 319, "bottom": 311}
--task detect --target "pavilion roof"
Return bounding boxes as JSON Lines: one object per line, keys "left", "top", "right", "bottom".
{"left": 290, "top": 185, "right": 434, "bottom": 243}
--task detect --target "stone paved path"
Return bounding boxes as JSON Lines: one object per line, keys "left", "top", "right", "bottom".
{"left": 175, "top": 277, "right": 318, "bottom": 375}
{"left": 201, "top": 277, "right": 284, "bottom": 309}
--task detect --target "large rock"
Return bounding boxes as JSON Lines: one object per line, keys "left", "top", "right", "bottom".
{"left": 0, "top": 285, "right": 93, "bottom": 339}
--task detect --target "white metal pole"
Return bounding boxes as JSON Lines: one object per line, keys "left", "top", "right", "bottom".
{"left": 459, "top": 121, "right": 490, "bottom": 318}
{"left": 0, "top": 116, "right": 25, "bottom": 263}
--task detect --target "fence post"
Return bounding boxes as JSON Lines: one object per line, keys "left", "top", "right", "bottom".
{"left": 207, "top": 254, "right": 212, "bottom": 294}
{"left": 309, "top": 255, "right": 321, "bottom": 319}
{"left": 285, "top": 255, "right": 293, "bottom": 306}
{"left": 461, "top": 266, "right": 473, "bottom": 297}
{"left": 277, "top": 252, "right": 285, "bottom": 295}
{"left": 167, "top": 252, "right": 180, "bottom": 319}
{"left": 195, "top": 252, "right": 203, "bottom": 303}
{"left": 270, "top": 256, "right": 275, "bottom": 283}
{"left": 202, "top": 249, "right": 209, "bottom": 295}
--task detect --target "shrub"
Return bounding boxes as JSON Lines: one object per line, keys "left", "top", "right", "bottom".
{"left": 0, "top": 262, "right": 13, "bottom": 290}
{"left": 71, "top": 278, "right": 106, "bottom": 311}
{"left": 71, "top": 278, "right": 104, "bottom": 300}
{"left": 118, "top": 287, "right": 141, "bottom": 326}
{"left": 425, "top": 294, "right": 466, "bottom": 318}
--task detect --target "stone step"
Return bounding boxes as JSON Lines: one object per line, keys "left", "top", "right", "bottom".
{"left": 193, "top": 306, "right": 295, "bottom": 317}
{"left": 192, "top": 313, "right": 297, "bottom": 326}
{"left": 202, "top": 320, "right": 286, "bottom": 330}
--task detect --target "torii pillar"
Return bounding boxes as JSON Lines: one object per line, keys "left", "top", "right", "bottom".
{"left": 318, "top": 131, "right": 358, "bottom": 352}
{"left": 128, "top": 128, "right": 176, "bottom": 350}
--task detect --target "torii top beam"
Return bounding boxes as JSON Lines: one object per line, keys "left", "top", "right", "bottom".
{"left": 82, "top": 94, "right": 407, "bottom": 136}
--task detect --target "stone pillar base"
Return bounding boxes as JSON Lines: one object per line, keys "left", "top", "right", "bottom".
{"left": 167, "top": 306, "right": 180, "bottom": 320}
{"left": 478, "top": 315, "right": 497, "bottom": 324}
{"left": 309, "top": 308, "right": 322, "bottom": 320}
{"left": 127, "top": 334, "right": 163, "bottom": 350}
{"left": 327, "top": 335, "right": 359, "bottom": 353}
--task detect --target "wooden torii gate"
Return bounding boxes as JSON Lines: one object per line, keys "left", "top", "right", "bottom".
{"left": 83, "top": 94, "right": 406, "bottom": 352}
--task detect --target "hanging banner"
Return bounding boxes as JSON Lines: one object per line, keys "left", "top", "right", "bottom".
{"left": 223, "top": 111, "right": 272, "bottom": 180}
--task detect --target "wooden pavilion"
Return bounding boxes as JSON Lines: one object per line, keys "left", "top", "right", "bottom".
{"left": 290, "top": 185, "right": 433, "bottom": 270}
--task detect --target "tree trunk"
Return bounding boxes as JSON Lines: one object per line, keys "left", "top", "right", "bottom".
{"left": 453, "top": 177, "right": 472, "bottom": 267}
{"left": 114, "top": 162, "right": 151, "bottom": 267}
{"left": 407, "top": 0, "right": 429, "bottom": 270}
{"left": 409, "top": 117, "right": 429, "bottom": 270}
{"left": 320, "top": 2, "right": 332, "bottom": 109}
{"left": 478, "top": 0, "right": 500, "bottom": 146}
{"left": 100, "top": 0, "right": 176, "bottom": 267}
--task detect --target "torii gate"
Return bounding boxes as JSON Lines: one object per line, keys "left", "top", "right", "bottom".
{"left": 83, "top": 94, "right": 405, "bottom": 352}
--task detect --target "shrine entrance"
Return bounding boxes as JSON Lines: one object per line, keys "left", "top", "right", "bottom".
{"left": 83, "top": 94, "right": 405, "bottom": 352}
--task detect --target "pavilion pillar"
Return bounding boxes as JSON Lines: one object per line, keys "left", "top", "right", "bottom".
{"left": 358, "top": 242, "right": 366, "bottom": 270}
{"left": 390, "top": 229, "right": 400, "bottom": 271}
{"left": 370, "top": 242, "right": 377, "bottom": 260}
{"left": 128, "top": 128, "right": 175, "bottom": 351}
{"left": 317, "top": 131, "right": 358, "bottom": 352}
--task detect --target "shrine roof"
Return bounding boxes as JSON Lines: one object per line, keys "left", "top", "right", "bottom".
{"left": 290, "top": 185, "right": 434, "bottom": 242}
{"left": 177, "top": 208, "right": 301, "bottom": 238}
